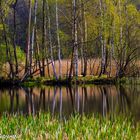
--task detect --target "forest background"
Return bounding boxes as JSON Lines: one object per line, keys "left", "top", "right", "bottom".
{"left": 0, "top": 0, "right": 140, "bottom": 81}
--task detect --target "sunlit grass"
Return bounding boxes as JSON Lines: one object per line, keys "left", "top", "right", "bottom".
{"left": 0, "top": 113, "right": 139, "bottom": 139}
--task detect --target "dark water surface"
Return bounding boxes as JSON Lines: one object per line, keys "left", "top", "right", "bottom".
{"left": 0, "top": 85, "right": 140, "bottom": 121}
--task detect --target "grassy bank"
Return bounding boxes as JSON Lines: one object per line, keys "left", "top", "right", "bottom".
{"left": 22, "top": 76, "right": 140, "bottom": 87}
{"left": 0, "top": 113, "right": 139, "bottom": 139}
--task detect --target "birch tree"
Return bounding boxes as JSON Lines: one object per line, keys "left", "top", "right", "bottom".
{"left": 41, "top": 0, "right": 47, "bottom": 77}
{"left": 12, "top": 0, "right": 19, "bottom": 77}
{"left": 31, "top": 0, "right": 38, "bottom": 74}
{"left": 80, "top": 0, "right": 87, "bottom": 77}
{"left": 46, "top": 0, "right": 58, "bottom": 79}
{"left": 99, "top": 0, "right": 107, "bottom": 77}
{"left": 25, "top": 0, "right": 32, "bottom": 75}
{"left": 56, "top": 0, "right": 62, "bottom": 78}
{"left": 73, "top": 0, "right": 78, "bottom": 77}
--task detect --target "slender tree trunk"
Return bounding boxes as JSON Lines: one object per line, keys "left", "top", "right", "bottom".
{"left": 73, "top": 0, "right": 78, "bottom": 77}
{"left": 35, "top": 31, "right": 43, "bottom": 76}
{"left": 68, "top": 46, "right": 74, "bottom": 79}
{"left": 80, "top": 14, "right": 88, "bottom": 77}
{"left": 41, "top": 0, "right": 47, "bottom": 77}
{"left": 31, "top": 0, "right": 38, "bottom": 75}
{"left": 99, "top": 0, "right": 106, "bottom": 77}
{"left": 25, "top": 0, "right": 32, "bottom": 75}
{"left": 80, "top": 0, "right": 84, "bottom": 75}
{"left": 117, "top": 0, "right": 124, "bottom": 78}
{"left": 83, "top": 3, "right": 88, "bottom": 77}
{"left": 13, "top": 0, "right": 18, "bottom": 77}
{"left": 56, "top": 0, "right": 62, "bottom": 78}
{"left": 46, "top": 0, "right": 58, "bottom": 79}
{"left": 46, "top": 59, "right": 51, "bottom": 77}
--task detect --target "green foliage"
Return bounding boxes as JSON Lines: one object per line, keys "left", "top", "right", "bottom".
{"left": 0, "top": 24, "right": 3, "bottom": 30}
{"left": 59, "top": 30, "right": 70, "bottom": 42}
{"left": 0, "top": 44, "right": 25, "bottom": 76}
{"left": 0, "top": 44, "right": 25, "bottom": 64}
{"left": 0, "top": 113, "right": 139, "bottom": 139}
{"left": 0, "top": 0, "right": 140, "bottom": 78}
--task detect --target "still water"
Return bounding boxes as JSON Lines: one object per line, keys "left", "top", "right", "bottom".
{"left": 0, "top": 85, "right": 140, "bottom": 121}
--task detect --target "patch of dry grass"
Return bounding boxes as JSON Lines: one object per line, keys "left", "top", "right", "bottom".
{"left": 2, "top": 59, "right": 140, "bottom": 78}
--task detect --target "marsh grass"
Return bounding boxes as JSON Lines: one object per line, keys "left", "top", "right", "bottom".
{"left": 0, "top": 113, "right": 139, "bottom": 140}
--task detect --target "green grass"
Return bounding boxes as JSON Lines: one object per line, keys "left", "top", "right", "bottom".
{"left": 21, "top": 75, "right": 116, "bottom": 87}
{"left": 0, "top": 113, "right": 139, "bottom": 140}
{"left": 2, "top": 75, "right": 140, "bottom": 87}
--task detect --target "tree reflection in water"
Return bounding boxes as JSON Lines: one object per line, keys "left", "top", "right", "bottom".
{"left": 1, "top": 85, "right": 136, "bottom": 119}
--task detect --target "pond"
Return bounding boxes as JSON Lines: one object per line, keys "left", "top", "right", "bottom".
{"left": 0, "top": 84, "right": 140, "bottom": 121}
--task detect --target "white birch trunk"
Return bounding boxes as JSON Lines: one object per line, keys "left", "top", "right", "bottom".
{"left": 99, "top": 0, "right": 106, "bottom": 76}
{"left": 26, "top": 0, "right": 32, "bottom": 74}
{"left": 73, "top": 0, "right": 78, "bottom": 77}
{"left": 31, "top": 0, "right": 38, "bottom": 74}
{"left": 47, "top": 0, "right": 58, "bottom": 79}
{"left": 56, "top": 0, "right": 62, "bottom": 78}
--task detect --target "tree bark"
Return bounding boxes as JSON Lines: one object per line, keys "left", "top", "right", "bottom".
{"left": 12, "top": 0, "right": 18, "bottom": 77}
{"left": 31, "top": 0, "right": 38, "bottom": 75}
{"left": 73, "top": 0, "right": 78, "bottom": 77}
{"left": 99, "top": 0, "right": 107, "bottom": 77}
{"left": 30, "top": 4, "right": 39, "bottom": 76}
{"left": 25, "top": 0, "right": 32, "bottom": 75}
{"left": 41, "top": 0, "right": 47, "bottom": 77}
{"left": 56, "top": 0, "right": 62, "bottom": 78}
{"left": 46, "top": 0, "right": 58, "bottom": 79}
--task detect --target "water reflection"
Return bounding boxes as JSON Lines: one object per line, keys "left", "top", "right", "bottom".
{"left": 0, "top": 85, "right": 140, "bottom": 120}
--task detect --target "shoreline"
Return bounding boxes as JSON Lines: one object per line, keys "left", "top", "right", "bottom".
{"left": 0, "top": 76, "right": 139, "bottom": 87}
